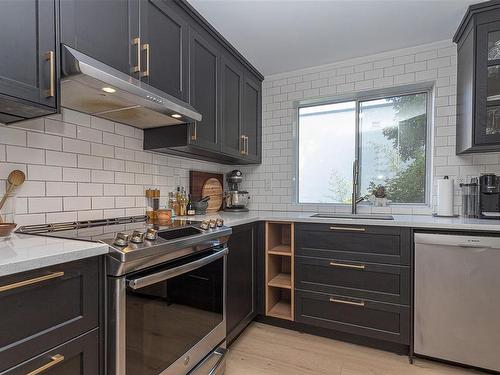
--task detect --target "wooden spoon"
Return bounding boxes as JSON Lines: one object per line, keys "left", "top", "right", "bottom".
{"left": 0, "top": 170, "right": 26, "bottom": 223}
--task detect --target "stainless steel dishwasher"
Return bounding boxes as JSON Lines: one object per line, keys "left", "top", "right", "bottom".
{"left": 414, "top": 232, "right": 500, "bottom": 372}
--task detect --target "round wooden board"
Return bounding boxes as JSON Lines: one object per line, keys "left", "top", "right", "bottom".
{"left": 201, "top": 177, "right": 223, "bottom": 213}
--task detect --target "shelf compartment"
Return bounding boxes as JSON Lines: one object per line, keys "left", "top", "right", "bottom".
{"left": 268, "top": 245, "right": 292, "bottom": 256}
{"left": 268, "top": 272, "right": 292, "bottom": 289}
{"left": 266, "top": 222, "right": 292, "bottom": 255}
{"left": 267, "top": 287, "right": 292, "bottom": 321}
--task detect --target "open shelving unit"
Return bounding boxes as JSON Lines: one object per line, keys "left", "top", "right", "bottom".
{"left": 265, "top": 222, "right": 294, "bottom": 321}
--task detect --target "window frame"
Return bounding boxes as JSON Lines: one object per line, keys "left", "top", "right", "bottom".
{"left": 293, "top": 83, "right": 434, "bottom": 207}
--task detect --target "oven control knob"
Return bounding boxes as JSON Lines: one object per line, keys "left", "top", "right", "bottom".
{"left": 200, "top": 220, "right": 210, "bottom": 230}
{"left": 145, "top": 228, "right": 158, "bottom": 241}
{"left": 216, "top": 218, "right": 224, "bottom": 227}
{"left": 130, "top": 231, "right": 145, "bottom": 244}
{"left": 113, "top": 233, "right": 129, "bottom": 247}
{"left": 209, "top": 219, "right": 217, "bottom": 229}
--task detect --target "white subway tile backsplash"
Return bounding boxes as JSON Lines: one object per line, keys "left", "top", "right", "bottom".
{"left": 0, "top": 126, "right": 26, "bottom": 146}
{"left": 46, "top": 182, "right": 77, "bottom": 197}
{"left": 64, "top": 197, "right": 91, "bottom": 211}
{"left": 62, "top": 108, "right": 91, "bottom": 127}
{"left": 27, "top": 132, "right": 61, "bottom": 151}
{"left": 114, "top": 123, "right": 136, "bottom": 137}
{"left": 29, "top": 197, "right": 62, "bottom": 213}
{"left": 77, "top": 126, "right": 102, "bottom": 143}
{"left": 91, "top": 143, "right": 114, "bottom": 158}
{"left": 46, "top": 150, "right": 77, "bottom": 167}
{"left": 45, "top": 118, "right": 77, "bottom": 138}
{"left": 28, "top": 165, "right": 62, "bottom": 181}
{"left": 92, "top": 170, "right": 114, "bottom": 183}
{"left": 103, "top": 158, "right": 125, "bottom": 171}
{"left": 103, "top": 184, "right": 125, "bottom": 196}
{"left": 7, "top": 146, "right": 45, "bottom": 164}
{"left": 92, "top": 196, "right": 115, "bottom": 209}
{"left": 17, "top": 181, "right": 46, "bottom": 197}
{"left": 103, "top": 132, "right": 125, "bottom": 147}
{"left": 90, "top": 117, "right": 115, "bottom": 132}
{"left": 78, "top": 183, "right": 103, "bottom": 196}
{"left": 63, "top": 168, "right": 91, "bottom": 182}
{"left": 46, "top": 211, "right": 78, "bottom": 223}
{"left": 63, "top": 138, "right": 91, "bottom": 155}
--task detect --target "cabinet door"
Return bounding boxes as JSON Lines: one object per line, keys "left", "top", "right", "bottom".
{"left": 0, "top": 0, "right": 56, "bottom": 108}
{"left": 189, "top": 28, "right": 221, "bottom": 151}
{"left": 475, "top": 21, "right": 500, "bottom": 146}
{"left": 140, "top": 0, "right": 188, "bottom": 101}
{"left": 0, "top": 257, "right": 100, "bottom": 372}
{"left": 2, "top": 329, "right": 99, "bottom": 375}
{"left": 60, "top": 0, "right": 137, "bottom": 75}
{"left": 221, "top": 54, "right": 244, "bottom": 157}
{"left": 242, "top": 74, "right": 262, "bottom": 162}
{"left": 227, "top": 224, "right": 257, "bottom": 343}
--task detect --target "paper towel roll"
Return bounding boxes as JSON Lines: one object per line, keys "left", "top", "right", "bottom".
{"left": 436, "top": 176, "right": 454, "bottom": 216}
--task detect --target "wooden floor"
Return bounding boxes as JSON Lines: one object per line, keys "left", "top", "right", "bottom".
{"left": 226, "top": 323, "right": 485, "bottom": 375}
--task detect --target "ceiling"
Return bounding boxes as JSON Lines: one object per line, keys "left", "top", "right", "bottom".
{"left": 188, "top": 0, "right": 480, "bottom": 76}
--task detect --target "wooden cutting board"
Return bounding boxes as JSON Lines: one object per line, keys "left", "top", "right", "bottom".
{"left": 201, "top": 178, "right": 223, "bottom": 213}
{"left": 189, "top": 171, "right": 224, "bottom": 212}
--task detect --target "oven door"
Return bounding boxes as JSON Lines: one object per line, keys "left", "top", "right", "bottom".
{"left": 109, "top": 246, "right": 228, "bottom": 375}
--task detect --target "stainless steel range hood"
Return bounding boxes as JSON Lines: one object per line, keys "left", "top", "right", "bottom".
{"left": 60, "top": 45, "right": 202, "bottom": 128}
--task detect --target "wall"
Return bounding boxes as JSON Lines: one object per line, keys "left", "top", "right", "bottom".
{"left": 0, "top": 109, "right": 226, "bottom": 226}
{"left": 239, "top": 40, "right": 494, "bottom": 215}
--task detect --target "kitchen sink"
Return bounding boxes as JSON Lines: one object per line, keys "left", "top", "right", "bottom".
{"left": 311, "top": 213, "right": 394, "bottom": 220}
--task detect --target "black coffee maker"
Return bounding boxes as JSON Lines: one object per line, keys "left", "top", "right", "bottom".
{"left": 479, "top": 174, "right": 500, "bottom": 218}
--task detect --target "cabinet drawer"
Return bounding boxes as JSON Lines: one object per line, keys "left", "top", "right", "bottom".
{"left": 1, "top": 329, "right": 99, "bottom": 375}
{"left": 295, "top": 256, "right": 410, "bottom": 305}
{"left": 0, "top": 257, "right": 100, "bottom": 372}
{"left": 295, "top": 290, "right": 410, "bottom": 344}
{"left": 295, "top": 223, "right": 410, "bottom": 265}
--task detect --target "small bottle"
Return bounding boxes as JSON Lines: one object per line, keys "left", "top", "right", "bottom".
{"left": 187, "top": 194, "right": 195, "bottom": 216}
{"left": 145, "top": 189, "right": 154, "bottom": 220}
{"left": 152, "top": 189, "right": 160, "bottom": 218}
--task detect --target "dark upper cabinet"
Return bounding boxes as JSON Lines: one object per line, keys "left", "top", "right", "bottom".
{"left": 139, "top": 0, "right": 189, "bottom": 101}
{"left": 227, "top": 223, "right": 258, "bottom": 344}
{"left": 60, "top": 0, "right": 137, "bottom": 76}
{"left": 242, "top": 73, "right": 262, "bottom": 163}
{"left": 0, "top": 0, "right": 58, "bottom": 123}
{"left": 220, "top": 53, "right": 263, "bottom": 163}
{"left": 189, "top": 27, "right": 221, "bottom": 152}
{"left": 455, "top": 2, "right": 500, "bottom": 153}
{"left": 221, "top": 54, "right": 245, "bottom": 157}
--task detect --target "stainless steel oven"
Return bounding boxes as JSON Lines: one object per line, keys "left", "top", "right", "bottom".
{"left": 108, "top": 245, "right": 228, "bottom": 375}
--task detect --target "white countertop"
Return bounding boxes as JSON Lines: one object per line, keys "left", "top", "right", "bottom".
{"left": 2, "top": 210, "right": 499, "bottom": 278}
{"left": 181, "top": 210, "right": 500, "bottom": 232}
{"left": 0, "top": 233, "right": 109, "bottom": 277}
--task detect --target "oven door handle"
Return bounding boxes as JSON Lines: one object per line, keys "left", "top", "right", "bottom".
{"left": 127, "top": 247, "right": 229, "bottom": 290}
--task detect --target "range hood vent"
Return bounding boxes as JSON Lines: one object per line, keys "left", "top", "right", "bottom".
{"left": 60, "top": 45, "right": 201, "bottom": 128}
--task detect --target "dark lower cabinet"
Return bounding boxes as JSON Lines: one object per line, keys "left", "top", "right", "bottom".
{"left": 0, "top": 0, "right": 58, "bottom": 123}
{"left": 295, "top": 290, "right": 410, "bottom": 344}
{"left": 1, "top": 329, "right": 99, "bottom": 375}
{"left": 293, "top": 223, "right": 412, "bottom": 349}
{"left": 0, "top": 257, "right": 102, "bottom": 373}
{"left": 226, "top": 223, "right": 258, "bottom": 343}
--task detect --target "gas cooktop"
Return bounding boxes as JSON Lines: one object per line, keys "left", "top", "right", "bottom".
{"left": 17, "top": 215, "right": 231, "bottom": 276}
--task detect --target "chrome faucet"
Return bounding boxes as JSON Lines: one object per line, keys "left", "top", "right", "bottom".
{"left": 351, "top": 160, "right": 364, "bottom": 214}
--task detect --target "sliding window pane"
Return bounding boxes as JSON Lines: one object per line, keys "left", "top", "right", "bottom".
{"left": 359, "top": 93, "right": 427, "bottom": 204}
{"left": 298, "top": 102, "right": 356, "bottom": 203}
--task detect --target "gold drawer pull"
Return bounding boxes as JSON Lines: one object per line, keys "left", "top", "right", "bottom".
{"left": 141, "top": 43, "right": 150, "bottom": 78}
{"left": 191, "top": 121, "right": 197, "bottom": 141}
{"left": 330, "top": 261, "right": 365, "bottom": 270}
{"left": 27, "top": 354, "right": 65, "bottom": 375}
{"left": 131, "top": 37, "right": 141, "bottom": 74}
{"left": 330, "top": 226, "right": 366, "bottom": 232}
{"left": 45, "top": 51, "right": 55, "bottom": 98}
{"left": 330, "top": 297, "right": 365, "bottom": 307}
{"left": 0, "top": 271, "right": 64, "bottom": 293}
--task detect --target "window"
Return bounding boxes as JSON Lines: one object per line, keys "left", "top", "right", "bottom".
{"left": 297, "top": 91, "right": 428, "bottom": 204}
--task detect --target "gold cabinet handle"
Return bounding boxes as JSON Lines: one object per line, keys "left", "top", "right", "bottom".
{"left": 45, "top": 51, "right": 55, "bottom": 98}
{"left": 330, "top": 226, "right": 366, "bottom": 232}
{"left": 191, "top": 122, "right": 197, "bottom": 141}
{"left": 245, "top": 136, "right": 249, "bottom": 155}
{"left": 329, "top": 297, "right": 365, "bottom": 307}
{"left": 0, "top": 271, "right": 64, "bottom": 293}
{"left": 27, "top": 354, "right": 65, "bottom": 375}
{"left": 141, "top": 43, "right": 150, "bottom": 78}
{"left": 330, "top": 261, "right": 365, "bottom": 270}
{"left": 240, "top": 135, "right": 246, "bottom": 155}
{"left": 131, "top": 37, "right": 141, "bottom": 74}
